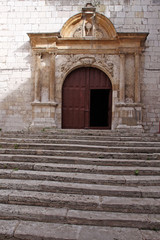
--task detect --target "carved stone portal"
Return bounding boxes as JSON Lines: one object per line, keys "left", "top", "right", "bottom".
{"left": 28, "top": 4, "right": 148, "bottom": 131}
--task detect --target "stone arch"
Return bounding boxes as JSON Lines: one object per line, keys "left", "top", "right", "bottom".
{"left": 61, "top": 63, "right": 114, "bottom": 92}
{"left": 60, "top": 12, "right": 117, "bottom": 39}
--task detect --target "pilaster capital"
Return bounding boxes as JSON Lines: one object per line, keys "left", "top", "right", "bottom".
{"left": 119, "top": 53, "right": 126, "bottom": 58}
{"left": 33, "top": 51, "right": 42, "bottom": 58}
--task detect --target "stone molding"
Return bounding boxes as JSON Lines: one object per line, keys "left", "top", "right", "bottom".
{"left": 31, "top": 102, "right": 58, "bottom": 107}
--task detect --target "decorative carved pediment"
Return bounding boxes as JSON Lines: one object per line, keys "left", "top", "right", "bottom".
{"left": 28, "top": 3, "right": 148, "bottom": 54}
{"left": 61, "top": 4, "right": 117, "bottom": 39}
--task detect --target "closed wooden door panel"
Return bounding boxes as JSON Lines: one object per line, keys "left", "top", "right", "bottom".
{"left": 62, "top": 68, "right": 86, "bottom": 129}
{"left": 62, "top": 67, "right": 112, "bottom": 129}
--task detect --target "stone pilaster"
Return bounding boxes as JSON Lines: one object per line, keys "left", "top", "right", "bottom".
{"left": 119, "top": 54, "right": 125, "bottom": 102}
{"left": 34, "top": 53, "right": 41, "bottom": 102}
{"left": 134, "top": 53, "right": 140, "bottom": 103}
{"left": 31, "top": 52, "right": 58, "bottom": 130}
{"left": 116, "top": 53, "right": 143, "bottom": 132}
{"left": 49, "top": 53, "right": 56, "bottom": 103}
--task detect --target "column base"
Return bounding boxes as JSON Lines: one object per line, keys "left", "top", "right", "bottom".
{"left": 115, "top": 102, "right": 144, "bottom": 133}
{"left": 116, "top": 124, "right": 144, "bottom": 133}
{"left": 31, "top": 101, "right": 58, "bottom": 130}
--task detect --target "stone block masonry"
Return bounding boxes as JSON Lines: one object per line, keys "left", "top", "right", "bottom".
{"left": 0, "top": 0, "right": 160, "bottom": 132}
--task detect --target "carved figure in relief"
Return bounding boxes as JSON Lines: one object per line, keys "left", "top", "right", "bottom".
{"left": 73, "top": 2, "right": 105, "bottom": 39}
{"left": 95, "top": 29, "right": 104, "bottom": 39}
{"left": 73, "top": 26, "right": 83, "bottom": 38}
{"left": 85, "top": 21, "right": 93, "bottom": 36}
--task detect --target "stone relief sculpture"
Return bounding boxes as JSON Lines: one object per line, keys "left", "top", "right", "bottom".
{"left": 72, "top": 3, "right": 105, "bottom": 39}
{"left": 60, "top": 54, "right": 114, "bottom": 78}
{"left": 73, "top": 26, "right": 83, "bottom": 38}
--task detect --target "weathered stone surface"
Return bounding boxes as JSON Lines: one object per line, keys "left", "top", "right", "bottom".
{"left": 0, "top": 204, "right": 67, "bottom": 223}
{"left": 140, "top": 186, "right": 160, "bottom": 198}
{"left": 1, "top": 137, "right": 160, "bottom": 147}
{"left": 141, "top": 230, "right": 160, "bottom": 240}
{"left": 0, "top": 130, "right": 160, "bottom": 239}
{"left": 14, "top": 221, "right": 80, "bottom": 240}
{"left": 0, "top": 178, "right": 142, "bottom": 197}
{"left": 0, "top": 190, "right": 9, "bottom": 203}
{"left": 0, "top": 220, "right": 19, "bottom": 239}
{"left": 7, "top": 189, "right": 100, "bottom": 210}
{"left": 67, "top": 209, "right": 160, "bottom": 229}
{"left": 101, "top": 196, "right": 160, "bottom": 213}
{"left": 78, "top": 226, "right": 143, "bottom": 240}
{"left": 124, "top": 175, "right": 160, "bottom": 186}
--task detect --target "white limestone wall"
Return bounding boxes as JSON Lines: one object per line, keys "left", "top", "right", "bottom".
{"left": 0, "top": 0, "right": 160, "bottom": 132}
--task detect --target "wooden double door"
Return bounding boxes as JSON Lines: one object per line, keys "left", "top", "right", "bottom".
{"left": 62, "top": 67, "right": 112, "bottom": 129}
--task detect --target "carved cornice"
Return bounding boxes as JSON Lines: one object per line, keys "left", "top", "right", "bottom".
{"left": 28, "top": 32, "right": 148, "bottom": 55}
{"left": 28, "top": 10, "right": 148, "bottom": 55}
{"left": 31, "top": 101, "right": 58, "bottom": 107}
{"left": 115, "top": 102, "right": 143, "bottom": 108}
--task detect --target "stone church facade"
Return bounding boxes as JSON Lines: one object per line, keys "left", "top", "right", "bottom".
{"left": 0, "top": 0, "right": 160, "bottom": 133}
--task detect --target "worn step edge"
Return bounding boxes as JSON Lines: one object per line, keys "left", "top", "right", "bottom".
{"left": 0, "top": 203, "right": 160, "bottom": 229}
{"left": 1, "top": 190, "right": 160, "bottom": 213}
{"left": 1, "top": 169, "right": 160, "bottom": 186}
{"left": 1, "top": 143, "right": 160, "bottom": 153}
{"left": 0, "top": 169, "right": 126, "bottom": 185}
{"left": 66, "top": 209, "right": 160, "bottom": 229}
{"left": 0, "top": 130, "right": 153, "bottom": 136}
{"left": 1, "top": 138, "right": 160, "bottom": 147}
{"left": 1, "top": 220, "right": 159, "bottom": 240}
{"left": 1, "top": 162, "right": 160, "bottom": 176}
{"left": 1, "top": 129, "right": 159, "bottom": 137}
{"left": 1, "top": 179, "right": 160, "bottom": 198}
{"left": 0, "top": 150, "right": 159, "bottom": 159}
{"left": 0, "top": 154, "right": 159, "bottom": 164}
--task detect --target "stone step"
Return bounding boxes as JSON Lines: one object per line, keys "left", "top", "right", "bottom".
{"left": 0, "top": 203, "right": 160, "bottom": 230}
{"left": 1, "top": 179, "right": 160, "bottom": 198}
{"left": 1, "top": 189, "right": 160, "bottom": 213}
{"left": 0, "top": 149, "right": 160, "bottom": 159}
{"left": 60, "top": 209, "right": 160, "bottom": 229}
{"left": 0, "top": 130, "right": 160, "bottom": 239}
{"left": 1, "top": 137, "right": 160, "bottom": 147}
{"left": 1, "top": 189, "right": 160, "bottom": 216}
{"left": 1, "top": 169, "right": 160, "bottom": 186}
{"left": 1, "top": 142, "right": 160, "bottom": 153}
{"left": 0, "top": 129, "right": 149, "bottom": 136}
{"left": 0, "top": 154, "right": 159, "bottom": 166}
{"left": 1, "top": 131, "right": 160, "bottom": 142}
{"left": 0, "top": 162, "right": 160, "bottom": 176}
{"left": 1, "top": 220, "right": 159, "bottom": 240}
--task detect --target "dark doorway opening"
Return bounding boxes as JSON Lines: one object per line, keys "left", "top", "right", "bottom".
{"left": 90, "top": 89, "right": 109, "bottom": 127}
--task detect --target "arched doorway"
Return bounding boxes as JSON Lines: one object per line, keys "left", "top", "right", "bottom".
{"left": 62, "top": 67, "right": 112, "bottom": 129}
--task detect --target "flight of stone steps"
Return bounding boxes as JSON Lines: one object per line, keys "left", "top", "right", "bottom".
{"left": 0, "top": 129, "right": 160, "bottom": 240}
